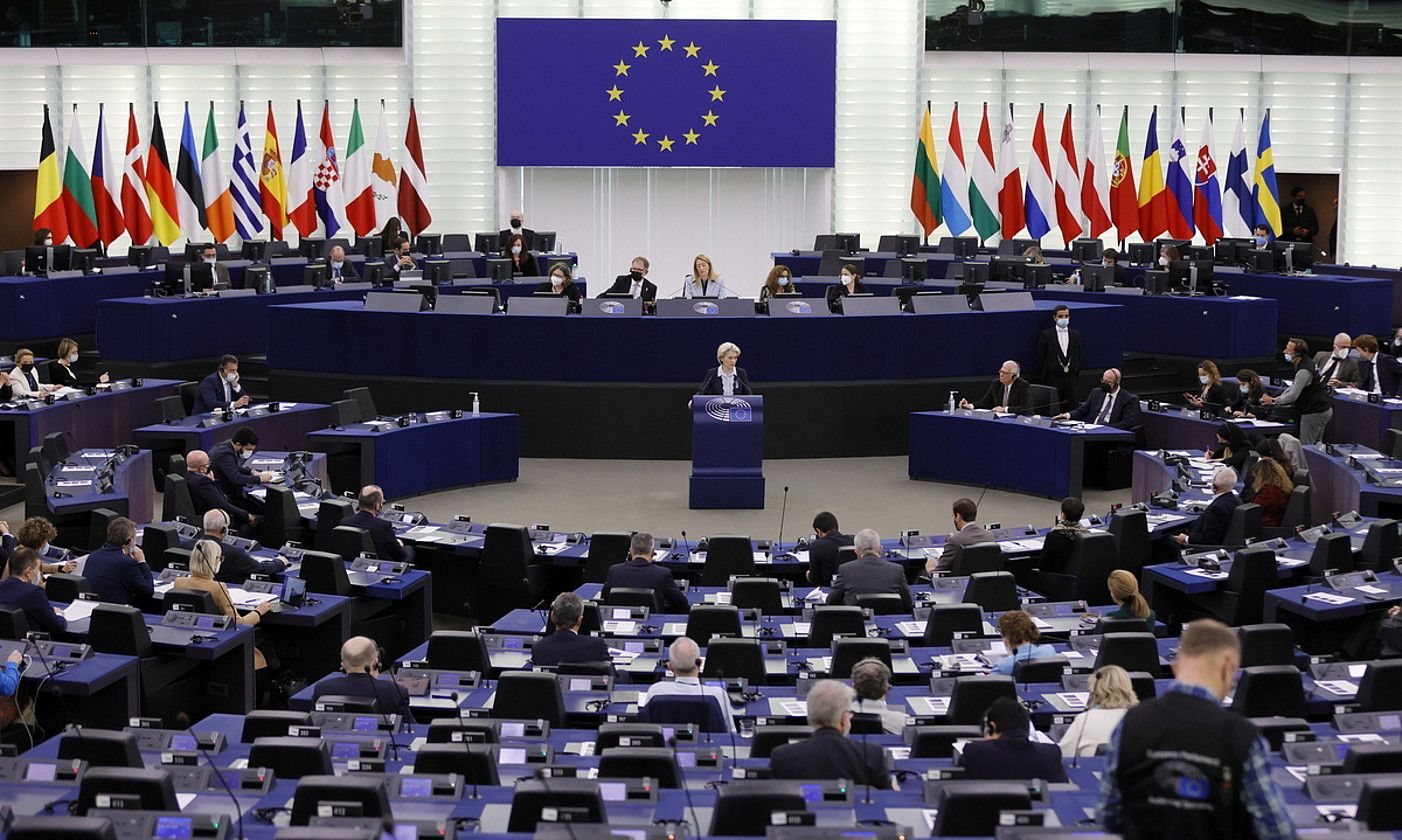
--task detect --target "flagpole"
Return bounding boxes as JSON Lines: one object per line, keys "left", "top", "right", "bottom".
{"left": 925, "top": 99, "right": 932, "bottom": 246}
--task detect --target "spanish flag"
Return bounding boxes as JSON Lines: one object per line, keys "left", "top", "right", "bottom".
{"left": 32, "top": 105, "right": 68, "bottom": 244}
{"left": 143, "top": 104, "right": 182, "bottom": 246}
{"left": 909, "top": 102, "right": 941, "bottom": 240}
{"left": 259, "top": 101, "right": 288, "bottom": 240}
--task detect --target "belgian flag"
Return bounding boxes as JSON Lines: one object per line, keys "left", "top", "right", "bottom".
{"left": 32, "top": 105, "right": 68, "bottom": 244}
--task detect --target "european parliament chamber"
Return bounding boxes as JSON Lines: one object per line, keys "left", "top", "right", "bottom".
{"left": 5, "top": 3, "right": 1402, "bottom": 839}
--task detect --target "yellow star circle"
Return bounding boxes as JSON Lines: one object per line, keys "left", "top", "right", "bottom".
{"left": 658, "top": 35, "right": 675, "bottom": 51}
{"left": 701, "top": 60, "right": 719, "bottom": 77}
{"left": 631, "top": 129, "right": 650, "bottom": 145}
{"left": 683, "top": 129, "right": 700, "bottom": 145}
{"left": 607, "top": 36, "right": 723, "bottom": 154}
{"left": 683, "top": 42, "right": 701, "bottom": 58}
{"left": 613, "top": 60, "right": 631, "bottom": 76}
{"left": 613, "top": 110, "right": 631, "bottom": 126}
{"left": 632, "top": 41, "right": 650, "bottom": 58}
{"left": 605, "top": 85, "right": 624, "bottom": 101}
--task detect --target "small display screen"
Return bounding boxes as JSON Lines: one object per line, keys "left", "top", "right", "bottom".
{"left": 331, "top": 742, "right": 361, "bottom": 759}
{"left": 400, "top": 777, "right": 432, "bottom": 798}
{"left": 436, "top": 673, "right": 461, "bottom": 686}
{"left": 169, "top": 734, "right": 197, "bottom": 750}
{"left": 500, "top": 722, "right": 525, "bottom": 737}
{"left": 569, "top": 678, "right": 592, "bottom": 692}
{"left": 612, "top": 608, "right": 632, "bottom": 620}
{"left": 624, "top": 641, "right": 644, "bottom": 653}
{"left": 352, "top": 716, "right": 379, "bottom": 733}
{"left": 1380, "top": 714, "right": 1401, "bottom": 731}
{"left": 599, "top": 781, "right": 627, "bottom": 802}
{"left": 154, "top": 817, "right": 193, "bottom": 839}
{"left": 502, "top": 637, "right": 524, "bottom": 650}
{"left": 676, "top": 751, "right": 697, "bottom": 768}
{"left": 498, "top": 747, "right": 527, "bottom": 765}
{"left": 392, "top": 826, "right": 418, "bottom": 840}
{"left": 24, "top": 763, "right": 56, "bottom": 782}
{"left": 800, "top": 784, "right": 824, "bottom": 804}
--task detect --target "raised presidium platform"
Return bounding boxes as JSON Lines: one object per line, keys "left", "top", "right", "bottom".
{"left": 690, "top": 395, "right": 763, "bottom": 509}
{"left": 266, "top": 297, "right": 1124, "bottom": 460}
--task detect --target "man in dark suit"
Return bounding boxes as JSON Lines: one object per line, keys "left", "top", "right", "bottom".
{"left": 928, "top": 497, "right": 994, "bottom": 574}
{"left": 1278, "top": 186, "right": 1319, "bottom": 244}
{"left": 209, "top": 429, "right": 274, "bottom": 502}
{"left": 601, "top": 532, "right": 687, "bottom": 612}
{"left": 828, "top": 529, "right": 911, "bottom": 611}
{"left": 770, "top": 679, "right": 894, "bottom": 789}
{"left": 312, "top": 636, "right": 411, "bottom": 718}
{"left": 327, "top": 245, "right": 360, "bottom": 284}
{"left": 958, "top": 697, "right": 1068, "bottom": 782}
{"left": 342, "top": 484, "right": 413, "bottom": 565}
{"left": 192, "top": 354, "right": 251, "bottom": 415}
{"left": 198, "top": 243, "right": 232, "bottom": 289}
{"left": 201, "top": 509, "right": 287, "bottom": 583}
{"left": 185, "top": 449, "right": 258, "bottom": 530}
{"left": 530, "top": 592, "right": 611, "bottom": 667}
{"left": 1034, "top": 305, "right": 1081, "bottom": 413}
{"left": 499, "top": 211, "right": 536, "bottom": 250}
{"left": 961, "top": 360, "right": 1030, "bottom": 413}
{"left": 1353, "top": 334, "right": 1402, "bottom": 396}
{"left": 603, "top": 256, "right": 659, "bottom": 302}
{"left": 0, "top": 547, "right": 67, "bottom": 635}
{"left": 1174, "top": 467, "right": 1242, "bottom": 547}
{"left": 81, "top": 517, "right": 154, "bottom": 608}
{"left": 387, "top": 237, "right": 417, "bottom": 279}
{"left": 1056, "top": 367, "right": 1143, "bottom": 431}
{"left": 807, "top": 511, "right": 854, "bottom": 586}
{"left": 1314, "top": 333, "right": 1361, "bottom": 387}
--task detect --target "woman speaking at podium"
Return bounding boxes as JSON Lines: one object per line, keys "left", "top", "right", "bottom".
{"left": 697, "top": 342, "right": 752, "bottom": 397}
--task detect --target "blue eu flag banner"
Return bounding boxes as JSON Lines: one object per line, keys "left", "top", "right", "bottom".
{"left": 497, "top": 19, "right": 836, "bottom": 168}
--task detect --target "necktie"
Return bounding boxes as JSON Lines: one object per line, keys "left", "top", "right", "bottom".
{"left": 25, "top": 372, "right": 36, "bottom": 390}
{"left": 632, "top": 281, "right": 641, "bottom": 298}
{"left": 1373, "top": 360, "right": 1381, "bottom": 394}
{"left": 1322, "top": 359, "right": 1337, "bottom": 380}
{"left": 1096, "top": 391, "right": 1114, "bottom": 424}
{"left": 1001, "top": 385, "right": 1010, "bottom": 408}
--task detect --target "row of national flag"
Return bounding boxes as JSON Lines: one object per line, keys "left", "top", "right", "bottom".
{"left": 911, "top": 102, "right": 1283, "bottom": 246}
{"left": 33, "top": 99, "right": 433, "bottom": 248}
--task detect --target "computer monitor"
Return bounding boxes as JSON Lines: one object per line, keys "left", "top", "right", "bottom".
{"left": 423, "top": 260, "right": 453, "bottom": 286}
{"left": 247, "top": 265, "right": 274, "bottom": 294}
{"left": 534, "top": 231, "right": 557, "bottom": 252}
{"left": 899, "top": 258, "right": 926, "bottom": 283}
{"left": 162, "top": 262, "right": 214, "bottom": 295}
{"left": 70, "top": 248, "right": 98, "bottom": 274}
{"left": 353, "top": 236, "right": 380, "bottom": 258}
{"left": 991, "top": 256, "right": 1029, "bottom": 283}
{"left": 363, "top": 261, "right": 387, "bottom": 288}
{"left": 1273, "top": 240, "right": 1313, "bottom": 271}
{"left": 1080, "top": 264, "right": 1115, "bottom": 292}
{"left": 416, "top": 233, "right": 443, "bottom": 256}
{"left": 834, "top": 232, "right": 860, "bottom": 254}
{"left": 957, "top": 281, "right": 985, "bottom": 301}
{"left": 486, "top": 258, "right": 513, "bottom": 282}
{"left": 1242, "top": 249, "right": 1274, "bottom": 272}
{"left": 1021, "top": 264, "right": 1052, "bottom": 289}
{"left": 128, "top": 245, "right": 154, "bottom": 268}
{"left": 241, "top": 240, "right": 268, "bottom": 262}
{"left": 1069, "top": 238, "right": 1104, "bottom": 263}
{"left": 297, "top": 238, "right": 325, "bottom": 260}
{"left": 1126, "top": 242, "right": 1156, "bottom": 265}
{"left": 938, "top": 236, "right": 978, "bottom": 258}
{"left": 1143, "top": 270, "right": 1172, "bottom": 295}
{"left": 1168, "top": 259, "right": 1214, "bottom": 291}
{"left": 1155, "top": 238, "right": 1190, "bottom": 252}
{"left": 962, "top": 262, "right": 991, "bottom": 284}
{"left": 304, "top": 264, "right": 331, "bottom": 289}
{"left": 474, "top": 233, "right": 500, "bottom": 254}
{"left": 1213, "top": 238, "right": 1252, "bottom": 264}
{"left": 996, "top": 237, "right": 1037, "bottom": 256}
{"left": 879, "top": 234, "right": 920, "bottom": 256}
{"left": 25, "top": 245, "right": 71, "bottom": 275}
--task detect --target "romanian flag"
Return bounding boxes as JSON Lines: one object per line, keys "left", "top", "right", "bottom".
{"left": 259, "top": 102, "right": 288, "bottom": 240}
{"left": 909, "top": 103, "right": 940, "bottom": 240}
{"left": 144, "top": 104, "right": 183, "bottom": 246}
{"left": 1136, "top": 106, "right": 1169, "bottom": 243}
{"left": 33, "top": 105, "right": 68, "bottom": 245}
{"left": 1252, "top": 110, "right": 1282, "bottom": 237}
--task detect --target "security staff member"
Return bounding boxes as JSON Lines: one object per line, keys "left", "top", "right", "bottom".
{"left": 1034, "top": 305, "right": 1081, "bottom": 412}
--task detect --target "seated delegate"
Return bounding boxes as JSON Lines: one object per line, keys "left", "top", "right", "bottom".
{"left": 82, "top": 517, "right": 154, "bottom": 608}
{"left": 8, "top": 348, "right": 59, "bottom": 399}
{"left": 47, "top": 338, "right": 107, "bottom": 388}
{"left": 770, "top": 679, "right": 895, "bottom": 789}
{"left": 1205, "top": 422, "right": 1250, "bottom": 473}
{"left": 1173, "top": 466, "right": 1241, "bottom": 547}
{"left": 0, "top": 547, "right": 67, "bottom": 636}
{"left": 185, "top": 449, "right": 258, "bottom": 531}
{"left": 825, "top": 263, "right": 869, "bottom": 310}
{"left": 1038, "top": 497, "right": 1086, "bottom": 575}
{"left": 172, "top": 539, "right": 271, "bottom": 671}
{"left": 960, "top": 360, "right": 1029, "bottom": 413}
{"left": 1056, "top": 368, "right": 1142, "bottom": 430}
{"left": 1184, "top": 360, "right": 1226, "bottom": 413}
{"left": 678, "top": 254, "right": 732, "bottom": 298}
{"left": 758, "top": 265, "right": 796, "bottom": 300}
{"left": 312, "top": 636, "right": 411, "bottom": 718}
{"left": 604, "top": 256, "right": 658, "bottom": 301}
{"left": 990, "top": 610, "right": 1057, "bottom": 675}
{"left": 192, "top": 354, "right": 251, "bottom": 415}
{"left": 503, "top": 233, "right": 538, "bottom": 277}
{"left": 958, "top": 697, "right": 1068, "bottom": 782}
{"left": 342, "top": 484, "right": 414, "bottom": 565}
{"left": 530, "top": 592, "right": 610, "bottom": 668}
{"left": 534, "top": 262, "right": 582, "bottom": 303}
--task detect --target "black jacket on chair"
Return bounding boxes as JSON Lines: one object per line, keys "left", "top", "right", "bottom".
{"left": 343, "top": 510, "right": 408, "bottom": 565}
{"left": 807, "top": 531, "right": 854, "bottom": 585}
{"left": 770, "top": 727, "right": 892, "bottom": 788}
{"left": 697, "top": 367, "right": 752, "bottom": 396}
{"left": 530, "top": 628, "right": 610, "bottom": 667}
{"left": 1066, "top": 387, "right": 1142, "bottom": 430}
{"left": 601, "top": 558, "right": 689, "bottom": 613}
{"left": 1184, "top": 491, "right": 1243, "bottom": 546}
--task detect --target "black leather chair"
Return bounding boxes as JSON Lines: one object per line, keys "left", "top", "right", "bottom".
{"left": 1308, "top": 532, "right": 1353, "bottom": 578}
{"left": 141, "top": 524, "right": 182, "bottom": 571}
{"left": 1359, "top": 519, "right": 1399, "bottom": 572}
{"left": 412, "top": 743, "right": 499, "bottom": 784}
{"left": 701, "top": 638, "right": 767, "bottom": 684}
{"left": 492, "top": 671, "right": 565, "bottom": 727}
{"left": 166, "top": 453, "right": 187, "bottom": 477}
{"left": 344, "top": 387, "right": 379, "bottom": 421}
{"left": 161, "top": 473, "right": 197, "bottom": 523}
{"left": 1195, "top": 545, "right": 1277, "bottom": 626}
{"left": 84, "top": 508, "right": 123, "bottom": 553}
{"left": 1230, "top": 665, "right": 1306, "bottom": 718}
{"left": 932, "top": 782, "right": 1033, "bottom": 837}
{"left": 298, "top": 550, "right": 352, "bottom": 596}
{"left": 156, "top": 395, "right": 185, "bottom": 423}
{"left": 962, "top": 571, "right": 1019, "bottom": 612}
{"left": 57, "top": 729, "right": 142, "bottom": 768}
{"left": 595, "top": 723, "right": 666, "bottom": 750}
{"left": 178, "top": 381, "right": 198, "bottom": 414}
{"left": 75, "top": 767, "right": 178, "bottom": 816}
{"left": 1261, "top": 486, "right": 1311, "bottom": 539}
{"left": 163, "top": 589, "right": 217, "bottom": 614}
{"left": 22, "top": 464, "right": 49, "bottom": 522}
{"left": 507, "top": 779, "right": 606, "bottom": 833}
{"left": 684, "top": 605, "right": 742, "bottom": 647}
{"left": 910, "top": 725, "right": 983, "bottom": 758}
{"left": 1093, "top": 632, "right": 1161, "bottom": 675}
{"left": 708, "top": 783, "right": 807, "bottom": 836}
{"left": 747, "top": 726, "right": 812, "bottom": 758}
{"left": 1012, "top": 655, "right": 1070, "bottom": 683}
{"left": 583, "top": 532, "right": 631, "bottom": 583}
{"left": 946, "top": 675, "right": 1016, "bottom": 725}
{"left": 923, "top": 604, "right": 983, "bottom": 646}
{"left": 1342, "top": 743, "right": 1402, "bottom": 774}
{"left": 598, "top": 746, "right": 683, "bottom": 788}
{"left": 0, "top": 606, "right": 29, "bottom": 640}
{"left": 241, "top": 710, "right": 313, "bottom": 743}
{"left": 261, "top": 485, "right": 308, "bottom": 547}
{"left": 1027, "top": 531, "right": 1118, "bottom": 604}
{"left": 326, "top": 525, "right": 374, "bottom": 563}
{"left": 479, "top": 523, "right": 545, "bottom": 624}
{"left": 604, "top": 587, "right": 659, "bottom": 610}
{"left": 808, "top": 606, "right": 865, "bottom": 648}
{"left": 88, "top": 604, "right": 201, "bottom": 725}
{"left": 44, "top": 573, "right": 89, "bottom": 603}
{"left": 1219, "top": 503, "right": 1261, "bottom": 548}
{"left": 950, "top": 542, "right": 1003, "bottom": 576}
{"left": 855, "top": 593, "right": 908, "bottom": 615}
{"left": 1359, "top": 777, "right": 1402, "bottom": 830}
{"left": 1108, "top": 508, "right": 1151, "bottom": 577}
{"left": 830, "top": 637, "right": 892, "bottom": 678}
{"left": 700, "top": 535, "right": 755, "bottom": 585}
{"left": 1357, "top": 659, "right": 1402, "bottom": 712}
{"left": 1238, "top": 623, "right": 1295, "bottom": 667}
{"left": 247, "top": 736, "right": 332, "bottom": 779}
{"left": 313, "top": 499, "right": 354, "bottom": 551}
{"left": 425, "top": 629, "right": 491, "bottom": 674}
{"left": 731, "top": 577, "right": 784, "bottom": 613}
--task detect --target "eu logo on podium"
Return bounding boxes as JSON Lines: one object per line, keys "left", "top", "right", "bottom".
{"left": 705, "top": 397, "right": 752, "bottom": 423}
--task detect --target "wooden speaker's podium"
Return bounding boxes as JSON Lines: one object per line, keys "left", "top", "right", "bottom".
{"left": 689, "top": 395, "right": 765, "bottom": 509}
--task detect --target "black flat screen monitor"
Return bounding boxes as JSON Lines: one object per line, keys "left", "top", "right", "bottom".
{"left": 416, "top": 233, "right": 443, "bottom": 256}
{"left": 1070, "top": 239, "right": 1103, "bottom": 263}
{"left": 1143, "top": 270, "right": 1172, "bottom": 295}
{"left": 487, "top": 258, "right": 513, "bottom": 282}
{"left": 474, "top": 233, "right": 500, "bottom": 254}
{"left": 1080, "top": 264, "right": 1115, "bottom": 292}
{"left": 834, "top": 232, "right": 860, "bottom": 254}
{"left": 1127, "top": 242, "right": 1156, "bottom": 265}
{"left": 962, "top": 262, "right": 991, "bottom": 284}
{"left": 304, "top": 265, "right": 331, "bottom": 289}
{"left": 241, "top": 240, "right": 268, "bottom": 262}
{"left": 1021, "top": 264, "right": 1052, "bottom": 289}
{"left": 162, "top": 262, "right": 213, "bottom": 295}
{"left": 938, "top": 236, "right": 978, "bottom": 258}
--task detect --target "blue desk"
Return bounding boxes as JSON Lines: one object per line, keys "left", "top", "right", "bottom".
{"left": 1301, "top": 443, "right": 1402, "bottom": 523}
{"left": 306, "top": 412, "right": 519, "bottom": 499}
{"left": 0, "top": 268, "right": 152, "bottom": 340}
{"left": 1325, "top": 391, "right": 1402, "bottom": 451}
{"left": 0, "top": 638, "right": 139, "bottom": 731}
{"left": 909, "top": 410, "right": 1135, "bottom": 499}
{"left": 1213, "top": 268, "right": 1393, "bottom": 338}
{"left": 133, "top": 402, "right": 335, "bottom": 483}
{"left": 44, "top": 447, "right": 154, "bottom": 525}
{"left": 1139, "top": 402, "right": 1293, "bottom": 450}
{"left": 1032, "top": 288, "right": 1276, "bottom": 358}
{"left": 0, "top": 378, "right": 182, "bottom": 476}
{"left": 1264, "top": 570, "right": 1402, "bottom": 654}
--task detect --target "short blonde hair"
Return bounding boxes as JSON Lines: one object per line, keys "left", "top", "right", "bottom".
{"left": 1088, "top": 664, "right": 1138, "bottom": 710}
{"left": 716, "top": 342, "right": 741, "bottom": 362}
{"left": 56, "top": 338, "right": 78, "bottom": 359}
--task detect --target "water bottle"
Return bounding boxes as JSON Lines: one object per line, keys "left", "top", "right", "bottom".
{"left": 947, "top": 391, "right": 957, "bottom": 413}
{"left": 471, "top": 392, "right": 480, "bottom": 416}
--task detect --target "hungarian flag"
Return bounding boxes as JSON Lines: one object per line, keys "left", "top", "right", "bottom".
{"left": 201, "top": 102, "right": 235, "bottom": 243}
{"left": 909, "top": 103, "right": 940, "bottom": 239}
{"left": 314, "top": 101, "right": 349, "bottom": 239}
{"left": 1081, "top": 105, "right": 1112, "bottom": 240}
{"left": 343, "top": 99, "right": 376, "bottom": 236}
{"left": 91, "top": 104, "right": 125, "bottom": 249}
{"left": 287, "top": 101, "right": 318, "bottom": 238}
{"left": 370, "top": 100, "right": 397, "bottom": 229}
{"left": 997, "top": 105, "right": 1024, "bottom": 240}
{"left": 1137, "top": 106, "right": 1169, "bottom": 243}
{"left": 120, "top": 103, "right": 153, "bottom": 246}
{"left": 968, "top": 103, "right": 1000, "bottom": 242}
{"left": 1109, "top": 106, "right": 1138, "bottom": 243}
{"left": 174, "top": 103, "right": 207, "bottom": 241}
{"left": 397, "top": 99, "right": 432, "bottom": 235}
{"left": 144, "top": 104, "right": 183, "bottom": 246}
{"left": 259, "top": 102, "right": 289, "bottom": 240}
{"left": 33, "top": 105, "right": 68, "bottom": 244}
{"left": 1052, "top": 105, "right": 1083, "bottom": 242}
{"left": 61, "top": 106, "right": 100, "bottom": 247}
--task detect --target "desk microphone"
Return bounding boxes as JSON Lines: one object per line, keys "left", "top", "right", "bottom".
{"left": 774, "top": 486, "right": 790, "bottom": 560}
{"left": 681, "top": 530, "right": 691, "bottom": 560}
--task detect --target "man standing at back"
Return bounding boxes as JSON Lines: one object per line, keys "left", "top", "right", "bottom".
{"left": 1097, "top": 618, "right": 1296, "bottom": 840}
{"left": 601, "top": 532, "right": 688, "bottom": 613}
{"left": 827, "top": 528, "right": 911, "bottom": 611}
{"left": 1035, "top": 305, "right": 1081, "bottom": 413}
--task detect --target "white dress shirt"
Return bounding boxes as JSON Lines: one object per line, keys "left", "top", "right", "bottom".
{"left": 1056, "top": 325, "right": 1070, "bottom": 356}
{"left": 718, "top": 367, "right": 736, "bottom": 396}
{"left": 641, "top": 676, "right": 736, "bottom": 732}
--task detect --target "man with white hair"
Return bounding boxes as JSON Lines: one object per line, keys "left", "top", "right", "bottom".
{"left": 962, "top": 359, "right": 1029, "bottom": 413}
{"left": 827, "top": 528, "right": 911, "bottom": 611}
{"left": 202, "top": 508, "right": 288, "bottom": 584}
{"left": 1313, "top": 332, "right": 1360, "bottom": 386}
{"left": 769, "top": 678, "right": 895, "bottom": 788}
{"left": 1174, "top": 467, "right": 1242, "bottom": 547}
{"left": 639, "top": 636, "right": 735, "bottom": 732}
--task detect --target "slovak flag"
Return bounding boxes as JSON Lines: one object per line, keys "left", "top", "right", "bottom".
{"left": 1193, "top": 110, "right": 1224, "bottom": 246}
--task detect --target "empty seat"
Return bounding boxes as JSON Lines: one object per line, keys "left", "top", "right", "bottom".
{"left": 1359, "top": 519, "right": 1399, "bottom": 572}
{"left": 597, "top": 746, "right": 683, "bottom": 788}
{"left": 1237, "top": 623, "right": 1295, "bottom": 667}
{"left": 1108, "top": 508, "right": 1151, "bottom": 577}
{"left": 923, "top": 603, "right": 983, "bottom": 646}
{"left": 412, "top": 743, "right": 499, "bottom": 784}
{"left": 1359, "top": 776, "right": 1402, "bottom": 830}
{"left": 1012, "top": 655, "right": 1069, "bottom": 684}
{"left": 1343, "top": 743, "right": 1402, "bottom": 775}
{"left": 731, "top": 577, "right": 784, "bottom": 613}
{"left": 962, "top": 571, "right": 1019, "bottom": 612}
{"left": 931, "top": 782, "right": 1032, "bottom": 837}
{"left": 946, "top": 676, "right": 1016, "bottom": 726}
{"left": 1308, "top": 531, "right": 1353, "bottom": 578}
{"left": 700, "top": 536, "right": 755, "bottom": 585}
{"left": 708, "top": 782, "right": 807, "bottom": 836}
{"left": 247, "top": 737, "right": 331, "bottom": 779}
{"left": 855, "top": 593, "right": 907, "bottom": 615}
{"left": 492, "top": 671, "right": 565, "bottom": 727}
{"left": 950, "top": 542, "right": 1003, "bottom": 576}
{"left": 808, "top": 605, "right": 866, "bottom": 648}
{"left": 684, "top": 605, "right": 742, "bottom": 647}
{"left": 1357, "top": 659, "right": 1402, "bottom": 712}
{"left": 1093, "top": 632, "right": 1162, "bottom": 676}
{"left": 1230, "top": 665, "right": 1306, "bottom": 718}
{"left": 910, "top": 725, "right": 983, "bottom": 758}
{"left": 748, "top": 725, "right": 812, "bottom": 758}
{"left": 702, "top": 638, "right": 767, "bottom": 684}
{"left": 604, "top": 587, "right": 660, "bottom": 610}
{"left": 595, "top": 723, "right": 666, "bottom": 751}
{"left": 426, "top": 630, "right": 491, "bottom": 673}
{"left": 583, "top": 531, "right": 631, "bottom": 583}
{"left": 507, "top": 779, "right": 605, "bottom": 832}
{"left": 241, "top": 711, "right": 312, "bottom": 743}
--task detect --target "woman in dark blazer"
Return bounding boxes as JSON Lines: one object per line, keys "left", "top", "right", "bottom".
{"left": 1206, "top": 422, "right": 1250, "bottom": 473}
{"left": 1038, "top": 497, "right": 1086, "bottom": 575}
{"left": 47, "top": 338, "right": 107, "bottom": 388}
{"left": 533, "top": 262, "right": 583, "bottom": 303}
{"left": 825, "top": 263, "right": 870, "bottom": 311}
{"left": 697, "top": 341, "right": 752, "bottom": 396}
{"left": 503, "top": 233, "right": 539, "bottom": 277}
{"left": 1184, "top": 359, "right": 1226, "bottom": 412}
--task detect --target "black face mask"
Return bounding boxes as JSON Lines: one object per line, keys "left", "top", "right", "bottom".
{"left": 20, "top": 363, "right": 33, "bottom": 373}
{"left": 1101, "top": 381, "right": 1116, "bottom": 392}
{"left": 629, "top": 270, "right": 643, "bottom": 281}
{"left": 1294, "top": 198, "right": 1305, "bottom": 207}
{"left": 510, "top": 219, "right": 522, "bottom": 229}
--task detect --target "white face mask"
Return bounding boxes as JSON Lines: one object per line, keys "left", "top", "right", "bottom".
{"left": 1336, "top": 349, "right": 1350, "bottom": 359}
{"left": 552, "top": 275, "right": 566, "bottom": 286}
{"left": 511, "top": 245, "right": 523, "bottom": 255}
{"left": 67, "top": 353, "right": 78, "bottom": 363}
{"left": 1158, "top": 256, "right": 1168, "bottom": 267}
{"left": 224, "top": 372, "right": 237, "bottom": 384}
{"left": 330, "top": 261, "right": 343, "bottom": 270}
{"left": 1199, "top": 375, "right": 1209, "bottom": 384}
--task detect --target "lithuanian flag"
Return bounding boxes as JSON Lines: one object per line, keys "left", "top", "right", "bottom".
{"left": 910, "top": 103, "right": 941, "bottom": 240}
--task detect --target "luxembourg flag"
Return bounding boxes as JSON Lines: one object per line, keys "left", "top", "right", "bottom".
{"left": 1222, "top": 109, "right": 1254, "bottom": 238}
{"left": 939, "top": 103, "right": 972, "bottom": 236}
{"left": 1023, "top": 104, "right": 1056, "bottom": 240}
{"left": 1192, "top": 110, "right": 1224, "bottom": 246}
{"left": 1165, "top": 107, "right": 1195, "bottom": 239}
{"left": 1053, "top": 104, "right": 1083, "bottom": 242}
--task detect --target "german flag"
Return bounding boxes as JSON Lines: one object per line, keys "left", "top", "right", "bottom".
{"left": 33, "top": 105, "right": 68, "bottom": 244}
{"left": 144, "top": 104, "right": 182, "bottom": 246}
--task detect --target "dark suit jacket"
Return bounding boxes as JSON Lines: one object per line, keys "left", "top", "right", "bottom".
{"left": 1066, "top": 387, "right": 1142, "bottom": 430}
{"left": 827, "top": 553, "right": 912, "bottom": 610}
{"left": 1185, "top": 491, "right": 1242, "bottom": 546}
{"left": 530, "top": 628, "right": 611, "bottom": 667}
{"left": 192, "top": 371, "right": 246, "bottom": 415}
{"left": 47, "top": 361, "right": 99, "bottom": 388}
{"left": 506, "top": 251, "right": 539, "bottom": 277}
{"left": 329, "top": 260, "right": 361, "bottom": 283}
{"left": 807, "top": 531, "right": 854, "bottom": 585}
{"left": 770, "top": 727, "right": 892, "bottom": 788}
{"left": 211, "top": 536, "right": 284, "bottom": 583}
{"left": 1313, "top": 351, "right": 1361, "bottom": 386}
{"left": 601, "top": 558, "right": 689, "bottom": 613}
{"left": 605, "top": 274, "right": 659, "bottom": 302}
{"left": 344, "top": 510, "right": 408, "bottom": 565}
{"left": 83, "top": 543, "right": 154, "bottom": 607}
{"left": 499, "top": 227, "right": 537, "bottom": 246}
{"left": 971, "top": 376, "right": 1030, "bottom": 412}
{"left": 935, "top": 524, "right": 995, "bottom": 573}
{"left": 312, "top": 672, "right": 411, "bottom": 718}
{"left": 187, "top": 470, "right": 254, "bottom": 530}
{"left": 1034, "top": 327, "right": 1082, "bottom": 380}
{"left": 533, "top": 281, "right": 583, "bottom": 303}
{"left": 212, "top": 263, "right": 232, "bottom": 289}
{"left": 697, "top": 367, "right": 752, "bottom": 396}
{"left": 1279, "top": 203, "right": 1319, "bottom": 242}
{"left": 958, "top": 733, "right": 1069, "bottom": 782}
{"left": 209, "top": 441, "right": 259, "bottom": 498}
{"left": 825, "top": 280, "right": 870, "bottom": 308}
{"left": 0, "top": 576, "right": 66, "bottom": 636}
{"left": 1358, "top": 353, "right": 1402, "bottom": 396}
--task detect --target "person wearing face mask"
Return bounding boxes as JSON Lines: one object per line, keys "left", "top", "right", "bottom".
{"left": 534, "top": 262, "right": 582, "bottom": 302}
{"left": 47, "top": 338, "right": 108, "bottom": 388}
{"left": 759, "top": 265, "right": 797, "bottom": 300}
{"left": 1312, "top": 332, "right": 1361, "bottom": 387}
{"left": 502, "top": 232, "right": 538, "bottom": 277}
{"left": 82, "top": 517, "right": 153, "bottom": 608}
{"left": 1056, "top": 367, "right": 1142, "bottom": 430}
{"left": 498, "top": 210, "right": 536, "bottom": 250}
{"left": 326, "top": 245, "right": 360, "bottom": 284}
{"left": 378, "top": 217, "right": 403, "bottom": 257}
{"left": 8, "top": 348, "right": 59, "bottom": 399}
{"left": 1035, "top": 305, "right": 1082, "bottom": 412}
{"left": 1352, "top": 334, "right": 1402, "bottom": 397}
{"left": 0, "top": 547, "right": 67, "bottom": 635}
{"left": 1038, "top": 496, "right": 1086, "bottom": 575}
{"left": 208, "top": 428, "right": 276, "bottom": 502}
{"left": 1183, "top": 360, "right": 1226, "bottom": 412}
{"left": 16, "top": 516, "right": 76, "bottom": 576}
{"left": 1157, "top": 244, "right": 1180, "bottom": 269}
{"left": 387, "top": 237, "right": 417, "bottom": 279}
{"left": 172, "top": 539, "right": 271, "bottom": 671}
{"left": 605, "top": 256, "right": 659, "bottom": 302}
{"left": 1279, "top": 186, "right": 1319, "bottom": 244}
{"left": 824, "top": 263, "right": 869, "bottom": 311}
{"left": 185, "top": 450, "right": 259, "bottom": 531}
{"left": 193, "top": 354, "right": 252, "bottom": 415}
{"left": 1261, "top": 337, "right": 1332, "bottom": 444}
{"left": 1252, "top": 224, "right": 1272, "bottom": 250}
{"left": 198, "top": 244, "right": 231, "bottom": 289}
